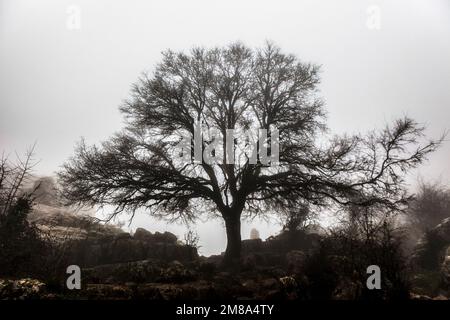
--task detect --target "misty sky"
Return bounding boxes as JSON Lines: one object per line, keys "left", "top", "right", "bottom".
{"left": 1, "top": 0, "right": 450, "bottom": 255}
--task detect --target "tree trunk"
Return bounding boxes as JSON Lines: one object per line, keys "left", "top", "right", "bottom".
{"left": 222, "top": 213, "right": 241, "bottom": 268}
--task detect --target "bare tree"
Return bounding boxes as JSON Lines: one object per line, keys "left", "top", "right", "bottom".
{"left": 58, "top": 42, "right": 441, "bottom": 266}
{"left": 280, "top": 201, "right": 313, "bottom": 233}
{"left": 183, "top": 229, "right": 200, "bottom": 250}
{"left": 0, "top": 145, "right": 37, "bottom": 215}
{"left": 0, "top": 146, "right": 45, "bottom": 276}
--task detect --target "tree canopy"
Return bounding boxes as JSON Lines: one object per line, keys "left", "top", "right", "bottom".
{"left": 58, "top": 42, "right": 441, "bottom": 265}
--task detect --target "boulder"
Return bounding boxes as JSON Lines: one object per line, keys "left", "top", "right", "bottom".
{"left": 279, "top": 276, "right": 298, "bottom": 299}
{"left": 441, "top": 246, "right": 450, "bottom": 290}
{"left": 434, "top": 218, "right": 450, "bottom": 243}
{"left": 159, "top": 261, "right": 198, "bottom": 283}
{"left": 0, "top": 279, "right": 46, "bottom": 300}
{"left": 133, "top": 228, "right": 177, "bottom": 244}
{"left": 153, "top": 231, "right": 178, "bottom": 244}
{"left": 133, "top": 228, "right": 153, "bottom": 241}
{"left": 410, "top": 293, "right": 433, "bottom": 300}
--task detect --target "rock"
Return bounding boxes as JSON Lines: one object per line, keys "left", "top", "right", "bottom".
{"left": 285, "top": 250, "right": 306, "bottom": 274}
{"left": 84, "top": 260, "right": 164, "bottom": 284}
{"left": 433, "top": 294, "right": 449, "bottom": 300}
{"left": 410, "top": 271, "right": 442, "bottom": 296}
{"left": 241, "top": 253, "right": 257, "bottom": 270}
{"left": 196, "top": 261, "right": 216, "bottom": 276}
{"left": 260, "top": 278, "right": 279, "bottom": 290}
{"left": 23, "top": 177, "right": 195, "bottom": 268}
{"left": 133, "top": 228, "right": 152, "bottom": 241}
{"left": 332, "top": 279, "right": 363, "bottom": 300}
{"left": 0, "top": 279, "right": 46, "bottom": 300}
{"left": 84, "top": 281, "right": 219, "bottom": 300}
{"left": 114, "top": 232, "right": 133, "bottom": 241}
{"left": 135, "top": 281, "right": 235, "bottom": 300}
{"left": 242, "top": 279, "right": 258, "bottom": 292}
{"left": 263, "top": 230, "right": 321, "bottom": 253}
{"left": 155, "top": 232, "right": 178, "bottom": 244}
{"left": 238, "top": 230, "right": 322, "bottom": 269}
{"left": 23, "top": 177, "right": 60, "bottom": 206}
{"left": 434, "top": 218, "right": 450, "bottom": 243}
{"left": 86, "top": 284, "right": 134, "bottom": 300}
{"left": 205, "top": 254, "right": 223, "bottom": 267}
{"left": 279, "top": 276, "right": 297, "bottom": 291}
{"left": 441, "top": 247, "right": 450, "bottom": 289}
{"left": 134, "top": 228, "right": 177, "bottom": 244}
{"left": 241, "top": 239, "right": 263, "bottom": 253}
{"left": 263, "top": 289, "right": 284, "bottom": 300}
{"left": 133, "top": 284, "right": 164, "bottom": 300}
{"left": 158, "top": 260, "right": 198, "bottom": 283}
{"left": 64, "top": 230, "right": 197, "bottom": 267}
{"left": 410, "top": 293, "right": 433, "bottom": 300}
{"left": 152, "top": 284, "right": 184, "bottom": 300}
{"left": 211, "top": 273, "right": 247, "bottom": 299}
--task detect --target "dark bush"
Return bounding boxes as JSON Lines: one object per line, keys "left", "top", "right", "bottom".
{"left": 300, "top": 213, "right": 411, "bottom": 300}
{"left": 0, "top": 196, "right": 47, "bottom": 277}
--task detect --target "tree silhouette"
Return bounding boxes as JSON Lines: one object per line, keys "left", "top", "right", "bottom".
{"left": 58, "top": 42, "right": 441, "bottom": 266}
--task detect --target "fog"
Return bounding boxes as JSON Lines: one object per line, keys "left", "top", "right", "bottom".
{"left": 1, "top": 0, "right": 450, "bottom": 255}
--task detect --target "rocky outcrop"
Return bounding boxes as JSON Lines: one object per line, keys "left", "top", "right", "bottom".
{"left": 84, "top": 260, "right": 198, "bottom": 284}
{"left": 241, "top": 230, "right": 321, "bottom": 256}
{"left": 66, "top": 230, "right": 197, "bottom": 267}
{"left": 72, "top": 270, "right": 298, "bottom": 300}
{"left": 238, "top": 230, "right": 320, "bottom": 271}
{"left": 83, "top": 281, "right": 238, "bottom": 300}
{"left": 134, "top": 228, "right": 178, "bottom": 244}
{"left": 29, "top": 205, "right": 197, "bottom": 267}
{"left": 25, "top": 177, "right": 198, "bottom": 268}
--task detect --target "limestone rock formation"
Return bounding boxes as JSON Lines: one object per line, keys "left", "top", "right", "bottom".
{"left": 26, "top": 177, "right": 198, "bottom": 267}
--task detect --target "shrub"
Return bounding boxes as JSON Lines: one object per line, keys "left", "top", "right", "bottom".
{"left": 300, "top": 207, "right": 411, "bottom": 300}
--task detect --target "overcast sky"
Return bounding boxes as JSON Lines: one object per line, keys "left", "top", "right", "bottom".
{"left": 1, "top": 0, "right": 449, "bottom": 255}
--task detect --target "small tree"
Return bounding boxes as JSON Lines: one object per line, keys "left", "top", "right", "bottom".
{"left": 0, "top": 147, "right": 47, "bottom": 277}
{"left": 183, "top": 229, "right": 200, "bottom": 250}
{"left": 58, "top": 42, "right": 441, "bottom": 267}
